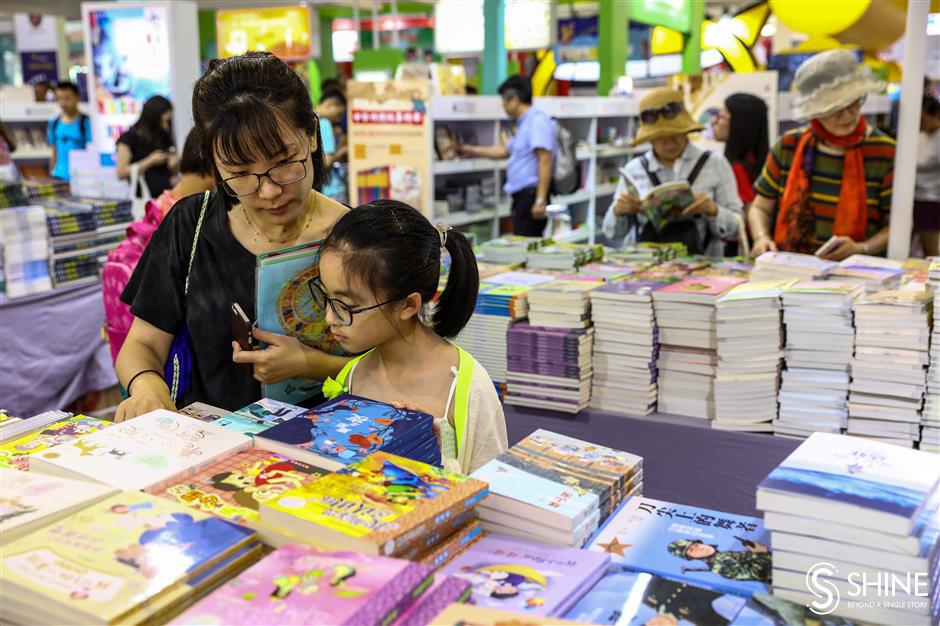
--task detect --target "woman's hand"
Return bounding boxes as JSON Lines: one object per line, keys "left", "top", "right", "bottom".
{"left": 232, "top": 327, "right": 307, "bottom": 384}
{"left": 613, "top": 192, "right": 642, "bottom": 216}
{"left": 143, "top": 149, "right": 170, "bottom": 169}
{"left": 751, "top": 234, "right": 778, "bottom": 257}
{"left": 682, "top": 193, "right": 718, "bottom": 217}
{"left": 114, "top": 375, "right": 175, "bottom": 423}
{"left": 817, "top": 235, "right": 860, "bottom": 261}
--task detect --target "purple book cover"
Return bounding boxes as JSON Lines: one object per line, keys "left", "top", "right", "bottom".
{"left": 510, "top": 323, "right": 590, "bottom": 337}
{"left": 438, "top": 533, "right": 609, "bottom": 617}
{"left": 171, "top": 544, "right": 434, "bottom": 626}
{"left": 391, "top": 576, "right": 472, "bottom": 626}
{"left": 507, "top": 362, "right": 587, "bottom": 379}
{"left": 594, "top": 281, "right": 671, "bottom": 297}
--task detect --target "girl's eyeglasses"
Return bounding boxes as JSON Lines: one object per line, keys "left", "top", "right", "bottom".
{"left": 307, "top": 276, "right": 398, "bottom": 327}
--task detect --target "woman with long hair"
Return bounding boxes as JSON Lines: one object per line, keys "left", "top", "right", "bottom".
{"left": 115, "top": 95, "right": 179, "bottom": 197}
{"left": 711, "top": 93, "right": 769, "bottom": 206}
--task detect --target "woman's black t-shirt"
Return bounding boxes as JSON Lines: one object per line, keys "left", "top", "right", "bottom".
{"left": 117, "top": 129, "right": 173, "bottom": 197}
{"left": 121, "top": 192, "right": 260, "bottom": 410}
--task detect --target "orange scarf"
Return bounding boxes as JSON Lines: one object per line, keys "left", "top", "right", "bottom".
{"left": 773, "top": 118, "right": 869, "bottom": 253}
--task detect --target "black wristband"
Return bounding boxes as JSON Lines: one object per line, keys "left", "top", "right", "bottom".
{"left": 127, "top": 369, "right": 163, "bottom": 396}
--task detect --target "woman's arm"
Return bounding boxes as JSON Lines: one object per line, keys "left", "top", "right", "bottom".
{"left": 748, "top": 194, "right": 778, "bottom": 256}
{"left": 114, "top": 317, "right": 176, "bottom": 421}
{"left": 115, "top": 143, "right": 134, "bottom": 181}
{"left": 116, "top": 143, "right": 168, "bottom": 181}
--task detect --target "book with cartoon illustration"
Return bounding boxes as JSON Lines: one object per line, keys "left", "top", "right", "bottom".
{"left": 0, "top": 491, "right": 256, "bottom": 626}
{"left": 391, "top": 576, "right": 472, "bottom": 626}
{"left": 0, "top": 415, "right": 111, "bottom": 470}
{"left": 586, "top": 496, "right": 771, "bottom": 597}
{"left": 565, "top": 565, "right": 750, "bottom": 626}
{"left": 436, "top": 533, "right": 609, "bottom": 617}
{"left": 638, "top": 181, "right": 697, "bottom": 234}
{"left": 255, "top": 394, "right": 438, "bottom": 472}
{"left": 430, "top": 603, "right": 593, "bottom": 625}
{"left": 260, "top": 451, "right": 488, "bottom": 558}
{"left": 28, "top": 410, "right": 252, "bottom": 492}
{"left": 0, "top": 468, "right": 118, "bottom": 545}
{"left": 654, "top": 276, "right": 748, "bottom": 303}
{"left": 171, "top": 544, "right": 434, "bottom": 626}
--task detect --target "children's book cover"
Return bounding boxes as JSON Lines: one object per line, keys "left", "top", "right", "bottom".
{"left": 213, "top": 413, "right": 276, "bottom": 436}
{"left": 171, "top": 544, "right": 434, "bottom": 626}
{"left": 586, "top": 497, "right": 771, "bottom": 597}
{"left": 437, "top": 533, "right": 610, "bottom": 617}
{"left": 235, "top": 398, "right": 308, "bottom": 424}
{"left": 257, "top": 394, "right": 434, "bottom": 467}
{"left": 262, "top": 452, "right": 487, "bottom": 557}
{"left": 178, "top": 402, "right": 230, "bottom": 423}
{"left": 657, "top": 276, "right": 747, "bottom": 298}
{"left": 0, "top": 416, "right": 110, "bottom": 470}
{"left": 430, "top": 603, "right": 592, "bottom": 625}
{"left": 0, "top": 491, "right": 255, "bottom": 624}
{"left": 392, "top": 576, "right": 472, "bottom": 626}
{"left": 151, "top": 449, "right": 323, "bottom": 525}
{"left": 757, "top": 432, "right": 940, "bottom": 522}
{"left": 730, "top": 592, "right": 864, "bottom": 626}
{"left": 565, "top": 566, "right": 750, "bottom": 626}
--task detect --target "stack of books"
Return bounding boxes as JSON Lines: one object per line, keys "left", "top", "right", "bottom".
{"left": 750, "top": 251, "right": 836, "bottom": 282}
{"left": 713, "top": 280, "right": 792, "bottom": 432}
{"left": 525, "top": 279, "right": 600, "bottom": 329}
{"left": 20, "top": 178, "right": 70, "bottom": 201}
{"left": 757, "top": 433, "right": 940, "bottom": 625}
{"left": 0, "top": 490, "right": 260, "bottom": 625}
{"left": 430, "top": 603, "right": 588, "bottom": 626}
{"left": 456, "top": 271, "right": 554, "bottom": 383}
{"left": 607, "top": 242, "right": 685, "bottom": 264}
{"left": 848, "top": 288, "right": 932, "bottom": 447}
{"left": 172, "top": 543, "right": 435, "bottom": 626}
{"left": 926, "top": 260, "right": 940, "bottom": 452}
{"left": 776, "top": 281, "right": 863, "bottom": 438}
{"left": 504, "top": 323, "right": 594, "bottom": 413}
{"left": 0, "top": 205, "right": 52, "bottom": 298}
{"left": 652, "top": 276, "right": 746, "bottom": 420}
{"left": 255, "top": 394, "right": 440, "bottom": 470}
{"left": 589, "top": 280, "right": 669, "bottom": 416}
{"left": 480, "top": 236, "right": 545, "bottom": 265}
{"left": 438, "top": 533, "right": 610, "bottom": 617}
{"left": 0, "top": 409, "right": 71, "bottom": 444}
{"left": 830, "top": 259, "right": 904, "bottom": 293}
{"left": 586, "top": 496, "right": 772, "bottom": 597}
{"left": 526, "top": 243, "right": 603, "bottom": 271}
{"left": 0, "top": 414, "right": 111, "bottom": 470}
{"left": 578, "top": 261, "right": 635, "bottom": 281}
{"left": 471, "top": 430, "right": 642, "bottom": 547}
{"left": 390, "top": 576, "right": 472, "bottom": 626}
{"left": 260, "top": 451, "right": 487, "bottom": 560}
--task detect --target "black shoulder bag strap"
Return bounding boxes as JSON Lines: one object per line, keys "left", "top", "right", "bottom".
{"left": 687, "top": 150, "right": 711, "bottom": 186}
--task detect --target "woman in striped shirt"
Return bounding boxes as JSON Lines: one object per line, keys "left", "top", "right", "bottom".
{"left": 748, "top": 50, "right": 895, "bottom": 260}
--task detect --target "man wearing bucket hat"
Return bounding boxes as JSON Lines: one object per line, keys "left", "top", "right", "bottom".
{"left": 749, "top": 50, "right": 895, "bottom": 259}
{"left": 602, "top": 88, "right": 743, "bottom": 256}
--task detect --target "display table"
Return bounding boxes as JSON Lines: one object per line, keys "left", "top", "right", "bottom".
{"left": 503, "top": 405, "right": 800, "bottom": 518}
{"left": 0, "top": 281, "right": 117, "bottom": 417}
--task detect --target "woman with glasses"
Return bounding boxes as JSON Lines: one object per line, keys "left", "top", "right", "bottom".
{"left": 602, "top": 88, "right": 744, "bottom": 256}
{"left": 749, "top": 50, "right": 895, "bottom": 260}
{"left": 114, "top": 53, "right": 349, "bottom": 421}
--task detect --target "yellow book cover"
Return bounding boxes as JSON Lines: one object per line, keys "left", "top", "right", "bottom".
{"left": 0, "top": 416, "right": 110, "bottom": 471}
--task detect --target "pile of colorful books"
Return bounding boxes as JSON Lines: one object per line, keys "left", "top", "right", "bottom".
{"left": 925, "top": 260, "right": 940, "bottom": 453}
{"left": 757, "top": 433, "right": 940, "bottom": 625}
{"left": 471, "top": 430, "right": 642, "bottom": 547}
{"left": 750, "top": 251, "right": 836, "bottom": 282}
{"left": 480, "top": 236, "right": 545, "bottom": 265}
{"left": 526, "top": 243, "right": 603, "bottom": 271}
{"left": 0, "top": 414, "right": 110, "bottom": 470}
{"left": 0, "top": 204, "right": 52, "bottom": 298}
{"left": 830, "top": 254, "right": 905, "bottom": 293}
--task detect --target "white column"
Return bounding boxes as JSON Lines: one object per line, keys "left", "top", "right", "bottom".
{"left": 887, "top": 0, "right": 929, "bottom": 261}
{"left": 390, "top": 0, "right": 400, "bottom": 49}
{"left": 372, "top": 0, "right": 379, "bottom": 49}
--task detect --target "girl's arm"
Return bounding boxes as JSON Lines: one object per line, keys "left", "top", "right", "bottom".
{"left": 115, "top": 317, "right": 176, "bottom": 421}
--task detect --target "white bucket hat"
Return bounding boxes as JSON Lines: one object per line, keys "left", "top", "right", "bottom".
{"left": 790, "top": 49, "right": 885, "bottom": 122}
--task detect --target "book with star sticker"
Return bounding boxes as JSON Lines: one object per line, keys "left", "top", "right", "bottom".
{"left": 586, "top": 496, "right": 771, "bottom": 597}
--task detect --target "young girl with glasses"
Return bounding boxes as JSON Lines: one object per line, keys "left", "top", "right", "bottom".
{"left": 314, "top": 199, "right": 508, "bottom": 474}
{"left": 115, "top": 52, "right": 349, "bottom": 421}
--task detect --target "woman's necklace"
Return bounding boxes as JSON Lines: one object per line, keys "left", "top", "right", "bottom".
{"left": 242, "top": 192, "right": 318, "bottom": 245}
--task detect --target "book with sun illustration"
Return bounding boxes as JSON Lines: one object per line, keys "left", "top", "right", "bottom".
{"left": 0, "top": 415, "right": 111, "bottom": 471}
{"left": 585, "top": 496, "right": 771, "bottom": 597}
{"left": 256, "top": 241, "right": 347, "bottom": 404}
{"left": 260, "top": 451, "right": 488, "bottom": 558}
{"left": 170, "top": 544, "right": 435, "bottom": 626}
{"left": 255, "top": 394, "right": 438, "bottom": 472}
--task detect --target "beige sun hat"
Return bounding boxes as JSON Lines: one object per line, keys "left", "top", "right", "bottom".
{"left": 631, "top": 88, "right": 705, "bottom": 147}
{"left": 790, "top": 49, "right": 885, "bottom": 122}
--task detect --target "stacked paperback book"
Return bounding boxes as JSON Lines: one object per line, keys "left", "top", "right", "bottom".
{"left": 526, "top": 243, "right": 603, "bottom": 271}
{"left": 830, "top": 254, "right": 905, "bottom": 293}
{"left": 0, "top": 414, "right": 110, "bottom": 470}
{"left": 757, "top": 433, "right": 940, "bottom": 625}
{"left": 589, "top": 280, "right": 669, "bottom": 416}
{"left": 713, "top": 280, "right": 792, "bottom": 432}
{"left": 0, "top": 205, "right": 52, "bottom": 298}
{"left": 926, "top": 260, "right": 940, "bottom": 453}
{"left": 848, "top": 287, "right": 932, "bottom": 447}
{"left": 777, "top": 281, "right": 863, "bottom": 438}
{"left": 471, "top": 430, "right": 642, "bottom": 547}
{"left": 480, "top": 236, "right": 544, "bottom": 265}
{"left": 750, "top": 251, "right": 836, "bottom": 282}
{"left": 652, "top": 276, "right": 746, "bottom": 420}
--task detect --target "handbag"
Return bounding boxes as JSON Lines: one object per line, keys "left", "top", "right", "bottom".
{"left": 128, "top": 163, "right": 153, "bottom": 220}
{"left": 164, "top": 190, "right": 211, "bottom": 405}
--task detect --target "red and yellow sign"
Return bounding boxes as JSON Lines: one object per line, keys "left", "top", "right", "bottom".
{"left": 217, "top": 6, "right": 311, "bottom": 60}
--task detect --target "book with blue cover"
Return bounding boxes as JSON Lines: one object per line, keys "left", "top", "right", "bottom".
{"left": 586, "top": 496, "right": 771, "bottom": 598}
{"left": 255, "top": 394, "right": 438, "bottom": 471}
{"left": 756, "top": 432, "right": 940, "bottom": 536}
{"left": 565, "top": 565, "right": 750, "bottom": 626}
{"left": 730, "top": 592, "right": 864, "bottom": 626}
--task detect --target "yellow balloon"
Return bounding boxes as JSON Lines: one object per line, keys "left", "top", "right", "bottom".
{"left": 769, "top": 0, "right": 870, "bottom": 36}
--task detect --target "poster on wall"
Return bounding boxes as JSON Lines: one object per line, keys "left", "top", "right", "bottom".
{"left": 216, "top": 6, "right": 311, "bottom": 60}
{"left": 86, "top": 5, "right": 172, "bottom": 153}
{"left": 505, "top": 0, "right": 554, "bottom": 50}
{"left": 347, "top": 80, "right": 432, "bottom": 216}
{"left": 13, "top": 14, "right": 58, "bottom": 52}
{"left": 19, "top": 51, "right": 58, "bottom": 86}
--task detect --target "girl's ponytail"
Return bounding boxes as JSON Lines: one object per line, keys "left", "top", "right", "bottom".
{"left": 433, "top": 227, "right": 479, "bottom": 339}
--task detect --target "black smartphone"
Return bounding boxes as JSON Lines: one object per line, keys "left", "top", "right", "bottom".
{"left": 230, "top": 302, "right": 254, "bottom": 351}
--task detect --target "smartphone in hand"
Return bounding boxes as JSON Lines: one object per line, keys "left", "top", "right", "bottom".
{"left": 230, "top": 302, "right": 254, "bottom": 351}
{"left": 815, "top": 236, "right": 840, "bottom": 258}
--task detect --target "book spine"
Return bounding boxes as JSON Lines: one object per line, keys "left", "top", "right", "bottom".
{"left": 386, "top": 487, "right": 488, "bottom": 559}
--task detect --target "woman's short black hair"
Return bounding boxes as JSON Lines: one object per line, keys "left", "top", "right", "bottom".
{"left": 192, "top": 52, "right": 326, "bottom": 211}
{"left": 723, "top": 93, "right": 769, "bottom": 183}
{"left": 178, "top": 128, "right": 212, "bottom": 177}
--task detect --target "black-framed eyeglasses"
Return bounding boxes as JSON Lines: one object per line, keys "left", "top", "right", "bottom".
{"left": 307, "top": 276, "right": 399, "bottom": 327}
{"left": 639, "top": 102, "right": 685, "bottom": 125}
{"left": 220, "top": 156, "right": 309, "bottom": 198}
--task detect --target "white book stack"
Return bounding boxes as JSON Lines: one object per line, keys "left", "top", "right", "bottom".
{"left": 652, "top": 276, "right": 746, "bottom": 420}
{"left": 776, "top": 281, "right": 864, "bottom": 438}
{"left": 589, "top": 280, "right": 670, "bottom": 416}
{"left": 713, "top": 280, "right": 793, "bottom": 433}
{"left": 0, "top": 205, "right": 52, "bottom": 299}
{"left": 829, "top": 254, "right": 905, "bottom": 294}
{"left": 480, "top": 236, "right": 544, "bottom": 265}
{"left": 757, "top": 433, "right": 940, "bottom": 626}
{"left": 848, "top": 286, "right": 932, "bottom": 448}
{"left": 750, "top": 251, "right": 837, "bottom": 282}
{"left": 925, "top": 260, "right": 940, "bottom": 452}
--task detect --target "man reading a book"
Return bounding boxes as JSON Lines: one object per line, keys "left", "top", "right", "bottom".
{"left": 602, "top": 88, "right": 743, "bottom": 257}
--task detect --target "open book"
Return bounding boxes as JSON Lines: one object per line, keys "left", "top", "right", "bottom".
{"left": 641, "top": 181, "right": 695, "bottom": 233}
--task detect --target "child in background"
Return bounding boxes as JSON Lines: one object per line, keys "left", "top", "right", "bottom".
{"left": 315, "top": 200, "right": 508, "bottom": 474}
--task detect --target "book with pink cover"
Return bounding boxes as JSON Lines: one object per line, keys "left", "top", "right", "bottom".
{"left": 171, "top": 544, "right": 434, "bottom": 626}
{"left": 653, "top": 276, "right": 747, "bottom": 301}
{"left": 391, "top": 576, "right": 472, "bottom": 626}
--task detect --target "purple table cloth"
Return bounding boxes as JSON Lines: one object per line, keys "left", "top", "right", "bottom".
{"left": 503, "top": 404, "right": 800, "bottom": 518}
{"left": 0, "top": 282, "right": 118, "bottom": 417}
